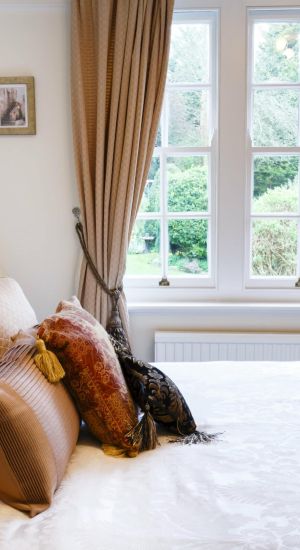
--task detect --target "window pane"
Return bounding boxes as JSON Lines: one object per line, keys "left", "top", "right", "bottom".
{"left": 168, "top": 23, "right": 209, "bottom": 83}
{"left": 168, "top": 90, "right": 209, "bottom": 146}
{"left": 127, "top": 220, "right": 161, "bottom": 275}
{"left": 168, "top": 219, "right": 208, "bottom": 275}
{"left": 253, "top": 22, "right": 300, "bottom": 83}
{"left": 139, "top": 158, "right": 160, "bottom": 213}
{"left": 253, "top": 156, "right": 299, "bottom": 213}
{"left": 167, "top": 156, "right": 208, "bottom": 212}
{"left": 252, "top": 89, "right": 299, "bottom": 147}
{"left": 251, "top": 219, "right": 297, "bottom": 276}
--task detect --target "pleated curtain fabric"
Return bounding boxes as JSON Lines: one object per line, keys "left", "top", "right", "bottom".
{"left": 71, "top": 0, "right": 174, "bottom": 334}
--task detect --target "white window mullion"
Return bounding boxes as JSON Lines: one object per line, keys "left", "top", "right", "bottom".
{"left": 295, "top": 75, "right": 300, "bottom": 280}
{"left": 251, "top": 213, "right": 300, "bottom": 219}
{"left": 250, "top": 8, "right": 300, "bottom": 22}
{"left": 166, "top": 211, "right": 210, "bottom": 219}
{"left": 161, "top": 150, "right": 168, "bottom": 281}
{"left": 209, "top": 12, "right": 218, "bottom": 287}
{"left": 296, "top": 218, "right": 300, "bottom": 281}
{"left": 253, "top": 83, "right": 300, "bottom": 89}
{"left": 297, "top": 157, "right": 300, "bottom": 279}
{"left": 159, "top": 89, "right": 169, "bottom": 282}
{"left": 210, "top": 142, "right": 217, "bottom": 286}
{"left": 252, "top": 147, "right": 300, "bottom": 154}
{"left": 167, "top": 83, "right": 210, "bottom": 90}
{"left": 158, "top": 147, "right": 211, "bottom": 155}
{"left": 217, "top": 0, "right": 246, "bottom": 296}
{"left": 246, "top": 8, "right": 255, "bottom": 287}
{"left": 245, "top": 136, "right": 253, "bottom": 283}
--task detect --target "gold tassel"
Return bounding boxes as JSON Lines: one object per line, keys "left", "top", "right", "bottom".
{"left": 34, "top": 338, "right": 65, "bottom": 383}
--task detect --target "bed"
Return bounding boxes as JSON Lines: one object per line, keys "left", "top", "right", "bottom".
{"left": 1, "top": 360, "right": 299, "bottom": 550}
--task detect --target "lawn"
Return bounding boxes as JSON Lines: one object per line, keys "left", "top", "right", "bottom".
{"left": 126, "top": 253, "right": 208, "bottom": 276}
{"left": 126, "top": 253, "right": 161, "bottom": 275}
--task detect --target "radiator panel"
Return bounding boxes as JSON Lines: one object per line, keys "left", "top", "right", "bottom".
{"left": 154, "top": 331, "right": 300, "bottom": 362}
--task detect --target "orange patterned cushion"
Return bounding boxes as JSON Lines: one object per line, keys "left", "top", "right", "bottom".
{"left": 56, "top": 296, "right": 94, "bottom": 322}
{"left": 38, "top": 306, "right": 138, "bottom": 453}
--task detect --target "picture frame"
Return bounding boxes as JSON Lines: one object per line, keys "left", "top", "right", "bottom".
{"left": 0, "top": 77, "right": 36, "bottom": 135}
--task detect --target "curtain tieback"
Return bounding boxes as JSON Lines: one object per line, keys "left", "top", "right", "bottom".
{"left": 72, "top": 208, "right": 127, "bottom": 343}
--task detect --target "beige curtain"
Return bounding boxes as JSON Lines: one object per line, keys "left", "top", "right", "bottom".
{"left": 71, "top": 0, "right": 174, "bottom": 333}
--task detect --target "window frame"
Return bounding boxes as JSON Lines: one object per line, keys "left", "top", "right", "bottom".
{"left": 125, "top": 0, "right": 300, "bottom": 305}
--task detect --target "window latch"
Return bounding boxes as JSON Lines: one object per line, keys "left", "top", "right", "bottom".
{"left": 159, "top": 277, "right": 170, "bottom": 287}
{"left": 295, "top": 278, "right": 300, "bottom": 288}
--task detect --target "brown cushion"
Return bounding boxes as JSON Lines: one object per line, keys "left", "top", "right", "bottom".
{"left": 0, "top": 331, "right": 80, "bottom": 516}
{"left": 38, "top": 302, "right": 139, "bottom": 453}
{"left": 0, "top": 277, "right": 37, "bottom": 359}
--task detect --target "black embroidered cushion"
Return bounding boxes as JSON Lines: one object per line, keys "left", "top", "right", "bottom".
{"left": 110, "top": 337, "right": 197, "bottom": 436}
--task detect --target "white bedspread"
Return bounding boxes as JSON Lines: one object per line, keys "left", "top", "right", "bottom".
{"left": 1, "top": 361, "right": 300, "bottom": 550}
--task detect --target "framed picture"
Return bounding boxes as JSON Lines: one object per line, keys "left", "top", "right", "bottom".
{"left": 0, "top": 77, "right": 36, "bottom": 135}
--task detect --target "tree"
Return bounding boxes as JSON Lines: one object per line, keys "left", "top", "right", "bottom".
{"left": 254, "top": 23, "right": 299, "bottom": 83}
{"left": 168, "top": 24, "right": 208, "bottom": 83}
{"left": 253, "top": 23, "right": 299, "bottom": 194}
{"left": 137, "top": 161, "right": 208, "bottom": 272}
{"left": 252, "top": 183, "right": 297, "bottom": 276}
{"left": 253, "top": 156, "right": 299, "bottom": 198}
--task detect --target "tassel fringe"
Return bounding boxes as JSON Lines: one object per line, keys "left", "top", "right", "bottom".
{"left": 169, "top": 430, "right": 222, "bottom": 445}
{"left": 125, "top": 404, "right": 159, "bottom": 453}
{"left": 34, "top": 338, "right": 65, "bottom": 383}
{"left": 102, "top": 405, "right": 158, "bottom": 458}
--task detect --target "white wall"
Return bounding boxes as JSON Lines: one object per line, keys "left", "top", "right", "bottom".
{"left": 0, "top": 0, "right": 78, "bottom": 321}
{"left": 1, "top": 0, "right": 300, "bottom": 363}
{"left": 128, "top": 303, "right": 300, "bottom": 361}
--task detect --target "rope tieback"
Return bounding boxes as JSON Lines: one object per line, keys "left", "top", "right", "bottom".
{"left": 72, "top": 207, "right": 127, "bottom": 341}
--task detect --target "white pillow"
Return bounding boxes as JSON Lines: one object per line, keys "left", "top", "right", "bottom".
{"left": 0, "top": 278, "right": 37, "bottom": 358}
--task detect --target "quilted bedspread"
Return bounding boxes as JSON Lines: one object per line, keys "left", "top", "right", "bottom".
{"left": 0, "top": 361, "right": 300, "bottom": 550}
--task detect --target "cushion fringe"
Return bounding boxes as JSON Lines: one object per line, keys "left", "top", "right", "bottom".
{"left": 125, "top": 404, "right": 159, "bottom": 452}
{"left": 169, "top": 430, "right": 222, "bottom": 445}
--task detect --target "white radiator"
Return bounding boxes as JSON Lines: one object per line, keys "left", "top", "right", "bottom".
{"left": 154, "top": 331, "right": 300, "bottom": 362}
